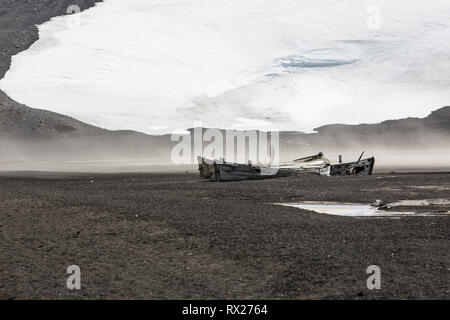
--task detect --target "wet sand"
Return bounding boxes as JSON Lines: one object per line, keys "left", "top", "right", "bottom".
{"left": 0, "top": 171, "right": 448, "bottom": 299}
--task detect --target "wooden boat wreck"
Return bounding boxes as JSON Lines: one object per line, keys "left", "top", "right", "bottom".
{"left": 291, "top": 152, "right": 331, "bottom": 172}
{"left": 319, "top": 152, "right": 375, "bottom": 176}
{"left": 197, "top": 156, "right": 279, "bottom": 182}
{"left": 197, "top": 151, "right": 375, "bottom": 181}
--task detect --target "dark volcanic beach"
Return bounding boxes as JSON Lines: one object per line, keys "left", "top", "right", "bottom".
{"left": 0, "top": 171, "right": 448, "bottom": 299}
{"left": 0, "top": 0, "right": 448, "bottom": 301}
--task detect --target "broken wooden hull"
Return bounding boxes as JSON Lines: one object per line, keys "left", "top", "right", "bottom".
{"left": 321, "top": 157, "right": 375, "bottom": 176}
{"left": 214, "top": 164, "right": 280, "bottom": 181}
{"left": 293, "top": 152, "right": 331, "bottom": 169}
{"left": 277, "top": 152, "right": 331, "bottom": 173}
{"left": 214, "top": 163, "right": 261, "bottom": 181}
{"left": 198, "top": 157, "right": 279, "bottom": 182}
{"left": 198, "top": 154, "right": 375, "bottom": 181}
{"left": 197, "top": 156, "right": 216, "bottom": 179}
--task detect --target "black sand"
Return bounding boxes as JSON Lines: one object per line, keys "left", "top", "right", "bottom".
{"left": 0, "top": 171, "right": 448, "bottom": 299}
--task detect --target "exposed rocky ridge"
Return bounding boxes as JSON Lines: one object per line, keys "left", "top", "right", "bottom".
{"left": 315, "top": 106, "right": 450, "bottom": 136}
{"left": 0, "top": 0, "right": 111, "bottom": 139}
{"left": 0, "top": 90, "right": 109, "bottom": 139}
{"left": 0, "top": 0, "right": 103, "bottom": 79}
{"left": 307, "top": 106, "right": 450, "bottom": 149}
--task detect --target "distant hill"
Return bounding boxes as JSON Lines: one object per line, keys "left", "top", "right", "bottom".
{"left": 308, "top": 106, "right": 450, "bottom": 149}
{"left": 315, "top": 106, "right": 450, "bottom": 136}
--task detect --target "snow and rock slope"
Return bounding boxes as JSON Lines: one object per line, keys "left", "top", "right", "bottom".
{"left": 2, "top": 0, "right": 450, "bottom": 135}
{"left": 0, "top": 0, "right": 104, "bottom": 139}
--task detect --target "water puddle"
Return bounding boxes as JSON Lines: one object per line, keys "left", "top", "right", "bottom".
{"left": 276, "top": 201, "right": 449, "bottom": 217}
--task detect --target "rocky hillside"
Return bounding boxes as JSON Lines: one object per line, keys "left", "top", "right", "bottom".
{"left": 0, "top": 0, "right": 102, "bottom": 79}
{"left": 315, "top": 106, "right": 450, "bottom": 136}
{"left": 308, "top": 106, "right": 450, "bottom": 149}
{"left": 0, "top": 0, "right": 107, "bottom": 140}
{"left": 0, "top": 90, "right": 109, "bottom": 139}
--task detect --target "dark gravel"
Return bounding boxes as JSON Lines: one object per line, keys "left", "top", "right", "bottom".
{"left": 0, "top": 171, "right": 448, "bottom": 299}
